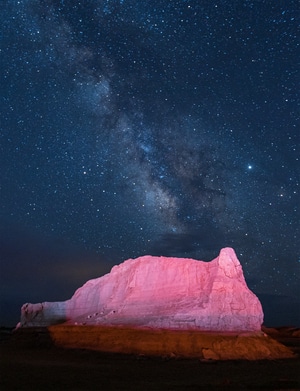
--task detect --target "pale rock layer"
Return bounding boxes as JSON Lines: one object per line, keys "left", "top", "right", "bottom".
{"left": 18, "top": 247, "right": 263, "bottom": 331}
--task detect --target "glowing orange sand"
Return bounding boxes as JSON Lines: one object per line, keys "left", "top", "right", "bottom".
{"left": 48, "top": 324, "right": 295, "bottom": 360}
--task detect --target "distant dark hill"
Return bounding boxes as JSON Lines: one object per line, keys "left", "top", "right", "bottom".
{"left": 258, "top": 294, "right": 300, "bottom": 327}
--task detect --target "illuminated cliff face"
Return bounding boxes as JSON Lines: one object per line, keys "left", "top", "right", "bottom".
{"left": 19, "top": 248, "right": 263, "bottom": 332}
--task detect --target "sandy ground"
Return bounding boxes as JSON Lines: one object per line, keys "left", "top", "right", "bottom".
{"left": 0, "top": 327, "right": 299, "bottom": 390}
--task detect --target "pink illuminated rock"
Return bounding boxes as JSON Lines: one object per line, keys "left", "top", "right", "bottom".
{"left": 18, "top": 248, "right": 264, "bottom": 331}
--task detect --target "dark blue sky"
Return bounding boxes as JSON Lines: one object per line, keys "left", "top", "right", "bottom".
{"left": 1, "top": 0, "right": 299, "bottom": 327}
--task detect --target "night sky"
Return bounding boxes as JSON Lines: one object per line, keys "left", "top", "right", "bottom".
{"left": 1, "top": 1, "right": 299, "bottom": 327}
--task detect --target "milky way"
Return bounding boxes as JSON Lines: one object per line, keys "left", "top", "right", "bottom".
{"left": 1, "top": 1, "right": 299, "bottom": 326}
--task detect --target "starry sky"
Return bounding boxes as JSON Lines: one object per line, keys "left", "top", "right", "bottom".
{"left": 1, "top": 1, "right": 299, "bottom": 327}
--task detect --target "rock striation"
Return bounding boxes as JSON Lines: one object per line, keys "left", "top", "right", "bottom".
{"left": 18, "top": 248, "right": 264, "bottom": 332}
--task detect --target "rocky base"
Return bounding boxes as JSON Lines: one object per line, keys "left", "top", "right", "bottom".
{"left": 48, "top": 324, "right": 295, "bottom": 360}
{"left": 2, "top": 327, "right": 300, "bottom": 391}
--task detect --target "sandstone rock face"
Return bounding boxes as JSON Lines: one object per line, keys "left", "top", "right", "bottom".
{"left": 48, "top": 325, "right": 294, "bottom": 360}
{"left": 18, "top": 248, "right": 264, "bottom": 331}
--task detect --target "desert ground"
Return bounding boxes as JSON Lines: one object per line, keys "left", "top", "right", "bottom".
{"left": 1, "top": 326, "right": 299, "bottom": 390}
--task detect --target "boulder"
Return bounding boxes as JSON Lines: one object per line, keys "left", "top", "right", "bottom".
{"left": 18, "top": 247, "right": 264, "bottom": 332}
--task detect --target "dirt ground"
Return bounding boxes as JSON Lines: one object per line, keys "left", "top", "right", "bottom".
{"left": 1, "top": 327, "right": 299, "bottom": 390}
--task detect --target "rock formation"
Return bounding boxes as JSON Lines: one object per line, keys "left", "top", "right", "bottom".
{"left": 18, "top": 247, "right": 264, "bottom": 332}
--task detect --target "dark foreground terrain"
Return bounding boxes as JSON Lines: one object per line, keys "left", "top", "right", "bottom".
{"left": 0, "top": 326, "right": 299, "bottom": 390}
